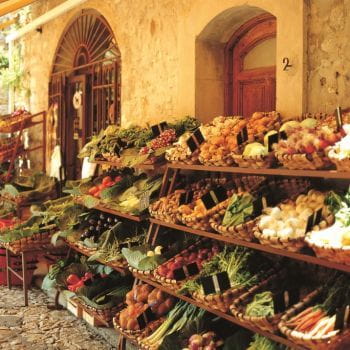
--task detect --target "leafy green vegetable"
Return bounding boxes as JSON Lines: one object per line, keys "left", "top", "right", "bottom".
{"left": 245, "top": 291, "right": 274, "bottom": 317}
{"left": 247, "top": 334, "right": 285, "bottom": 350}
{"left": 122, "top": 245, "right": 165, "bottom": 270}
{"left": 222, "top": 193, "right": 254, "bottom": 227}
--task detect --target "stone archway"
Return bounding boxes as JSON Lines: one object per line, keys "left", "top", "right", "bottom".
{"left": 191, "top": 1, "right": 307, "bottom": 122}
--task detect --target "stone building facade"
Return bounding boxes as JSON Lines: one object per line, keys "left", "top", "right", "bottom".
{"left": 13, "top": 0, "right": 350, "bottom": 125}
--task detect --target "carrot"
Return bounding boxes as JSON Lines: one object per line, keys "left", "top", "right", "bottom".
{"left": 287, "top": 307, "right": 314, "bottom": 324}
{"left": 297, "top": 314, "right": 324, "bottom": 333}
{"left": 295, "top": 309, "right": 325, "bottom": 331}
{"left": 307, "top": 316, "right": 330, "bottom": 336}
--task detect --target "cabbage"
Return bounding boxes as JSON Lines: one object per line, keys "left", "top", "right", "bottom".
{"left": 243, "top": 143, "right": 268, "bottom": 157}
{"left": 300, "top": 118, "right": 317, "bottom": 128}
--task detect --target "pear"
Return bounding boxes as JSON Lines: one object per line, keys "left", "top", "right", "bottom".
{"left": 279, "top": 121, "right": 300, "bottom": 133}
{"left": 300, "top": 118, "right": 317, "bottom": 128}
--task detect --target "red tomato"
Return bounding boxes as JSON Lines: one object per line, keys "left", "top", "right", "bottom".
{"left": 98, "top": 184, "right": 105, "bottom": 190}
{"left": 88, "top": 186, "right": 99, "bottom": 195}
{"left": 102, "top": 176, "right": 112, "bottom": 185}
{"left": 94, "top": 191, "right": 101, "bottom": 198}
{"left": 105, "top": 181, "right": 115, "bottom": 187}
{"left": 114, "top": 176, "right": 123, "bottom": 182}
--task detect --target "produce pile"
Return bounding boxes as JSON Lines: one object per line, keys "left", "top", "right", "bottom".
{"left": 68, "top": 169, "right": 162, "bottom": 216}
{"left": 281, "top": 273, "right": 350, "bottom": 340}
{"left": 117, "top": 284, "right": 176, "bottom": 331}
{"left": 78, "top": 116, "right": 200, "bottom": 166}
{"left": 0, "top": 108, "right": 30, "bottom": 131}
{"left": 0, "top": 172, "right": 57, "bottom": 204}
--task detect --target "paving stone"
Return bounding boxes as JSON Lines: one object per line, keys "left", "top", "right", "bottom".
{"left": 0, "top": 316, "right": 22, "bottom": 328}
{"left": 0, "top": 286, "right": 115, "bottom": 349}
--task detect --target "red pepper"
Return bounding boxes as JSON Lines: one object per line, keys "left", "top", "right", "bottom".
{"left": 70, "top": 280, "right": 85, "bottom": 292}
{"left": 114, "top": 176, "right": 122, "bottom": 183}
{"left": 66, "top": 274, "right": 80, "bottom": 285}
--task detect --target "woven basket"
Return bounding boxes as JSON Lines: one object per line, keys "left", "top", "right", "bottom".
{"left": 199, "top": 152, "right": 236, "bottom": 167}
{"left": 278, "top": 288, "right": 340, "bottom": 350}
{"left": 192, "top": 285, "right": 247, "bottom": 313}
{"left": 209, "top": 178, "right": 310, "bottom": 242}
{"left": 305, "top": 235, "right": 350, "bottom": 265}
{"left": 153, "top": 238, "right": 214, "bottom": 291}
{"left": 232, "top": 153, "right": 276, "bottom": 169}
{"left": 275, "top": 151, "right": 332, "bottom": 170}
{"left": 81, "top": 301, "right": 123, "bottom": 323}
{"left": 210, "top": 216, "right": 258, "bottom": 242}
{"left": 2, "top": 231, "right": 53, "bottom": 254}
{"left": 0, "top": 115, "right": 30, "bottom": 133}
{"left": 254, "top": 213, "right": 334, "bottom": 253}
{"left": 327, "top": 147, "right": 350, "bottom": 172}
{"left": 230, "top": 272, "right": 285, "bottom": 333}
{"left": 149, "top": 191, "right": 184, "bottom": 224}
{"left": 74, "top": 241, "right": 98, "bottom": 255}
{"left": 165, "top": 149, "right": 200, "bottom": 165}
{"left": 113, "top": 313, "right": 164, "bottom": 340}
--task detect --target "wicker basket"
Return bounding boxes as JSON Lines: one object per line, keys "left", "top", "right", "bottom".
{"left": 327, "top": 147, "right": 350, "bottom": 172}
{"left": 198, "top": 152, "right": 236, "bottom": 167}
{"left": 2, "top": 231, "right": 53, "bottom": 254}
{"left": 153, "top": 238, "right": 214, "bottom": 291}
{"left": 305, "top": 234, "right": 350, "bottom": 265}
{"left": 81, "top": 301, "right": 123, "bottom": 323}
{"left": 165, "top": 149, "right": 200, "bottom": 165}
{"left": 210, "top": 216, "right": 258, "bottom": 242}
{"left": 232, "top": 153, "right": 276, "bottom": 169}
{"left": 278, "top": 288, "right": 341, "bottom": 350}
{"left": 254, "top": 213, "right": 334, "bottom": 253}
{"left": 275, "top": 151, "right": 332, "bottom": 170}
{"left": 0, "top": 115, "right": 30, "bottom": 133}
{"left": 113, "top": 313, "right": 164, "bottom": 340}
{"left": 209, "top": 178, "right": 311, "bottom": 242}
{"left": 192, "top": 285, "right": 247, "bottom": 313}
{"left": 230, "top": 272, "right": 285, "bottom": 332}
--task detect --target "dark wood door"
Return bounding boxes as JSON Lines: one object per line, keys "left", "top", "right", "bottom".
{"left": 65, "top": 74, "right": 89, "bottom": 179}
{"left": 225, "top": 14, "right": 276, "bottom": 118}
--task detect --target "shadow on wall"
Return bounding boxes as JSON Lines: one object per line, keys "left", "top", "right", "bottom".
{"left": 195, "top": 5, "right": 273, "bottom": 123}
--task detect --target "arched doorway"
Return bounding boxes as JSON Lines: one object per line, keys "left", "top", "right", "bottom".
{"left": 225, "top": 14, "right": 276, "bottom": 117}
{"left": 49, "top": 9, "right": 121, "bottom": 179}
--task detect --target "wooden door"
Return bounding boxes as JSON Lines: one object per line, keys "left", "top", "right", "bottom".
{"left": 65, "top": 74, "right": 89, "bottom": 179}
{"left": 225, "top": 14, "right": 276, "bottom": 118}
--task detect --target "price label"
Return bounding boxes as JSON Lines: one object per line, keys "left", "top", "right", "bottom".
{"left": 139, "top": 191, "right": 150, "bottom": 212}
{"left": 335, "top": 106, "right": 343, "bottom": 131}
{"left": 173, "top": 262, "right": 200, "bottom": 280}
{"left": 186, "top": 128, "right": 205, "bottom": 153}
{"left": 137, "top": 307, "right": 157, "bottom": 329}
{"left": 335, "top": 305, "right": 350, "bottom": 330}
{"left": 273, "top": 288, "right": 300, "bottom": 313}
{"left": 236, "top": 126, "right": 248, "bottom": 145}
{"left": 200, "top": 186, "right": 228, "bottom": 210}
{"left": 252, "top": 196, "right": 267, "bottom": 216}
{"left": 305, "top": 207, "right": 323, "bottom": 233}
{"left": 151, "top": 122, "right": 168, "bottom": 137}
{"left": 279, "top": 130, "right": 288, "bottom": 140}
{"left": 267, "top": 132, "right": 279, "bottom": 152}
{"left": 179, "top": 191, "right": 194, "bottom": 205}
{"left": 200, "top": 271, "right": 231, "bottom": 295}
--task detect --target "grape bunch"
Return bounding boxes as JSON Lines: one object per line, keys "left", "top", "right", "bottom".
{"left": 80, "top": 212, "right": 120, "bottom": 242}
{"left": 139, "top": 129, "right": 177, "bottom": 155}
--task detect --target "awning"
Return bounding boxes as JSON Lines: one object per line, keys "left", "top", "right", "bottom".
{"left": 0, "top": 0, "right": 38, "bottom": 18}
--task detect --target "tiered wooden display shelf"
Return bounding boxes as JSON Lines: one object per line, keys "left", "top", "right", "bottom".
{"left": 65, "top": 162, "right": 350, "bottom": 349}
{"left": 65, "top": 240, "right": 129, "bottom": 276}
{"left": 92, "top": 159, "right": 166, "bottom": 171}
{"left": 0, "top": 111, "right": 47, "bottom": 182}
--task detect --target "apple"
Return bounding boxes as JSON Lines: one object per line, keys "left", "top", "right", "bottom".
{"left": 166, "top": 271, "right": 174, "bottom": 279}
{"left": 175, "top": 256, "right": 185, "bottom": 264}
{"left": 304, "top": 145, "right": 316, "bottom": 154}
{"left": 158, "top": 265, "right": 168, "bottom": 276}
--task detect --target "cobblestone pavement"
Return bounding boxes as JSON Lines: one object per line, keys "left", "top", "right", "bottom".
{"left": 0, "top": 286, "right": 114, "bottom": 350}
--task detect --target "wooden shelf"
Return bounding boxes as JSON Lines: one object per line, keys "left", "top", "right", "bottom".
{"left": 65, "top": 240, "right": 129, "bottom": 276}
{"left": 74, "top": 198, "right": 148, "bottom": 222}
{"left": 168, "top": 163, "right": 350, "bottom": 179}
{"left": 94, "top": 204, "right": 148, "bottom": 222}
{"left": 150, "top": 218, "right": 350, "bottom": 274}
{"left": 134, "top": 274, "right": 307, "bottom": 350}
{"left": 92, "top": 159, "right": 166, "bottom": 171}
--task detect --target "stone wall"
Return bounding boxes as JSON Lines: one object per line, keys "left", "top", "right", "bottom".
{"left": 17, "top": 0, "right": 350, "bottom": 125}
{"left": 308, "top": 0, "right": 350, "bottom": 113}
